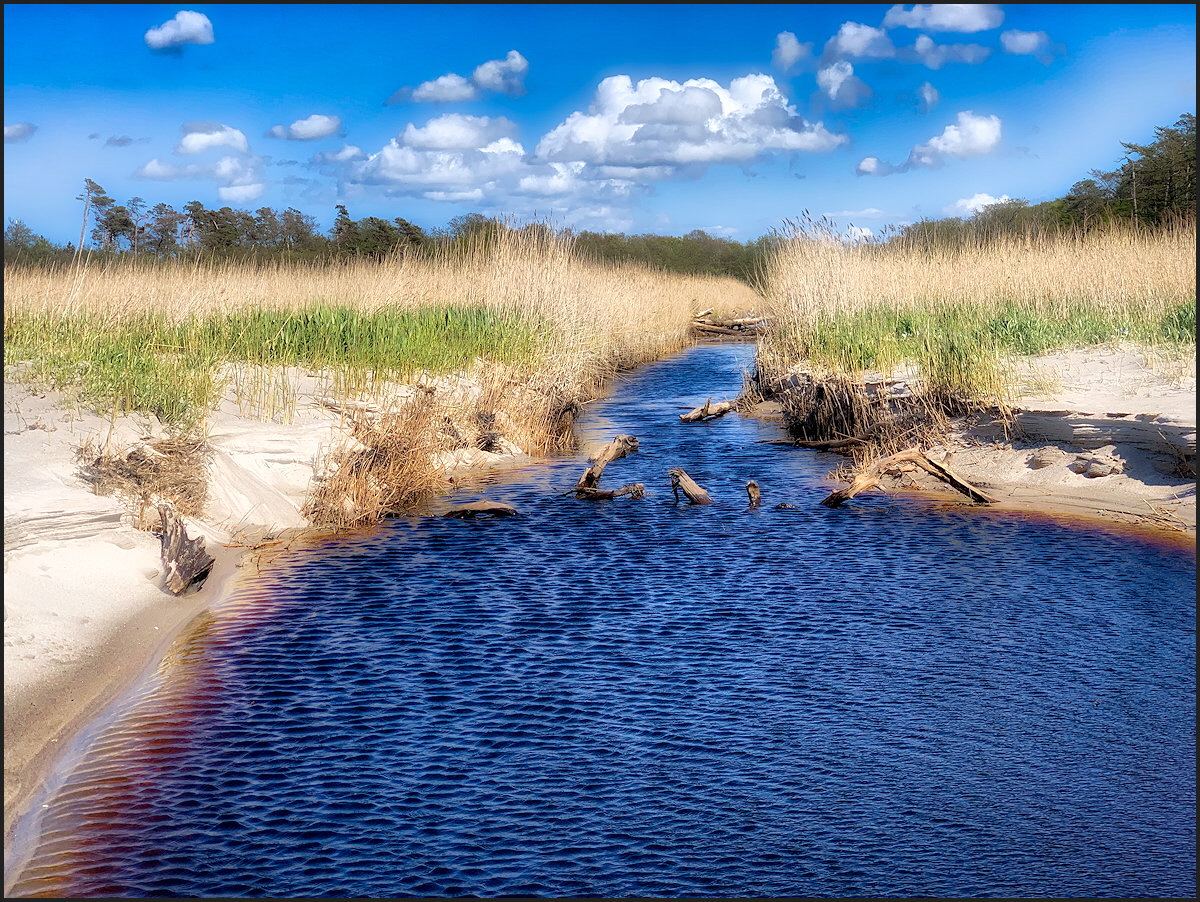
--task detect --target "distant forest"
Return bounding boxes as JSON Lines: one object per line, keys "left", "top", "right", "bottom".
{"left": 4, "top": 113, "right": 1193, "bottom": 282}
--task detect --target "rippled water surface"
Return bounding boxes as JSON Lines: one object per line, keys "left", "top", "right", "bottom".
{"left": 10, "top": 343, "right": 1196, "bottom": 898}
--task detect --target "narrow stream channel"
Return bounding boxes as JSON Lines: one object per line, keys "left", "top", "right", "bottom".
{"left": 8, "top": 342, "right": 1196, "bottom": 898}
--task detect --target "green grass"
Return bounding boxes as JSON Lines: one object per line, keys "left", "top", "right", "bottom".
{"left": 771, "top": 299, "right": 1197, "bottom": 400}
{"left": 3, "top": 304, "right": 547, "bottom": 432}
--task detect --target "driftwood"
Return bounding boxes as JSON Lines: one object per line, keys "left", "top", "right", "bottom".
{"left": 443, "top": 500, "right": 519, "bottom": 519}
{"left": 575, "top": 434, "right": 639, "bottom": 491}
{"left": 758, "top": 436, "right": 869, "bottom": 450}
{"left": 574, "top": 483, "right": 645, "bottom": 501}
{"left": 821, "top": 448, "right": 999, "bottom": 508}
{"left": 680, "top": 398, "right": 736, "bottom": 423}
{"left": 668, "top": 467, "right": 713, "bottom": 505}
{"left": 746, "top": 480, "right": 761, "bottom": 507}
{"left": 157, "top": 501, "right": 214, "bottom": 595}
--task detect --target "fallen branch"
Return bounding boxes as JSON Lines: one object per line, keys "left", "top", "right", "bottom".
{"left": 443, "top": 500, "right": 519, "bottom": 519}
{"left": 680, "top": 398, "right": 736, "bottom": 423}
{"left": 668, "top": 467, "right": 713, "bottom": 505}
{"left": 821, "top": 447, "right": 998, "bottom": 508}
{"left": 575, "top": 434, "right": 639, "bottom": 491}
{"left": 158, "top": 500, "right": 214, "bottom": 595}
{"left": 574, "top": 483, "right": 646, "bottom": 501}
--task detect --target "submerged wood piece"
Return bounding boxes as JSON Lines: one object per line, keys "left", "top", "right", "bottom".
{"left": 443, "top": 500, "right": 519, "bottom": 519}
{"left": 668, "top": 467, "right": 713, "bottom": 505}
{"left": 820, "top": 448, "right": 998, "bottom": 508}
{"left": 746, "top": 480, "right": 761, "bottom": 508}
{"left": 575, "top": 483, "right": 646, "bottom": 501}
{"left": 680, "top": 398, "right": 736, "bottom": 423}
{"left": 574, "top": 434, "right": 639, "bottom": 491}
{"left": 158, "top": 501, "right": 214, "bottom": 595}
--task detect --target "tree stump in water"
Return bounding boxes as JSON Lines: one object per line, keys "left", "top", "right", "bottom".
{"left": 443, "top": 500, "right": 519, "bottom": 519}
{"left": 158, "top": 501, "right": 214, "bottom": 595}
{"left": 668, "top": 467, "right": 713, "bottom": 505}
{"left": 575, "top": 434, "right": 639, "bottom": 492}
{"left": 680, "top": 398, "right": 736, "bottom": 423}
{"left": 746, "top": 480, "right": 761, "bottom": 507}
{"left": 820, "top": 448, "right": 998, "bottom": 508}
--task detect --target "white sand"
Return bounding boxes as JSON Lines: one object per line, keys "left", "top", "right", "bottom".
{"left": 3, "top": 345, "right": 1195, "bottom": 888}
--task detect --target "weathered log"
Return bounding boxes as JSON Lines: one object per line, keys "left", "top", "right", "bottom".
{"left": 575, "top": 434, "right": 639, "bottom": 491}
{"left": 158, "top": 501, "right": 214, "bottom": 595}
{"left": 443, "top": 500, "right": 519, "bottom": 519}
{"left": 820, "top": 448, "right": 998, "bottom": 508}
{"left": 575, "top": 483, "right": 646, "bottom": 501}
{"left": 746, "top": 480, "right": 761, "bottom": 507}
{"left": 693, "top": 307, "right": 714, "bottom": 319}
{"left": 691, "top": 323, "right": 742, "bottom": 335}
{"left": 680, "top": 397, "right": 736, "bottom": 423}
{"left": 758, "top": 435, "right": 869, "bottom": 450}
{"left": 668, "top": 467, "right": 713, "bottom": 505}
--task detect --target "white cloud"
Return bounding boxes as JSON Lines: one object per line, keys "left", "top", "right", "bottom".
{"left": 219, "top": 183, "right": 264, "bottom": 203}
{"left": 816, "top": 61, "right": 871, "bottom": 107}
{"left": 828, "top": 22, "right": 895, "bottom": 59}
{"left": 947, "top": 192, "right": 1012, "bottom": 215}
{"left": 402, "top": 114, "right": 520, "bottom": 151}
{"left": 411, "top": 74, "right": 478, "bottom": 103}
{"left": 144, "top": 10, "right": 214, "bottom": 50}
{"left": 268, "top": 114, "right": 342, "bottom": 141}
{"left": 911, "top": 34, "right": 991, "bottom": 68}
{"left": 918, "top": 81, "right": 940, "bottom": 111}
{"left": 1001, "top": 29, "right": 1054, "bottom": 63}
{"left": 857, "top": 111, "right": 1001, "bottom": 177}
{"left": 136, "top": 154, "right": 263, "bottom": 202}
{"left": 406, "top": 50, "right": 529, "bottom": 104}
{"left": 908, "top": 110, "right": 1002, "bottom": 166}
{"left": 773, "top": 32, "right": 812, "bottom": 71}
{"left": 846, "top": 225, "right": 874, "bottom": 240}
{"left": 312, "top": 145, "right": 366, "bottom": 164}
{"left": 176, "top": 122, "right": 249, "bottom": 154}
{"left": 856, "top": 156, "right": 894, "bottom": 176}
{"left": 471, "top": 50, "right": 529, "bottom": 97}
{"left": 4, "top": 122, "right": 37, "bottom": 143}
{"left": 882, "top": 4, "right": 1003, "bottom": 33}
{"left": 536, "top": 73, "right": 847, "bottom": 172}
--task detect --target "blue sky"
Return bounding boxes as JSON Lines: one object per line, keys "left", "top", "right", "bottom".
{"left": 4, "top": 4, "right": 1196, "bottom": 246}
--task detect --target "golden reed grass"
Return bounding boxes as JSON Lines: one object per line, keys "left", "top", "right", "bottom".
{"left": 5, "top": 228, "right": 762, "bottom": 528}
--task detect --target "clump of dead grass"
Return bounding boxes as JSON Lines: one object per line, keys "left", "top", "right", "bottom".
{"left": 75, "top": 435, "right": 211, "bottom": 530}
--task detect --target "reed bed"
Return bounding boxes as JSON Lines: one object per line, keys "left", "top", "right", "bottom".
{"left": 756, "top": 217, "right": 1196, "bottom": 454}
{"left": 5, "top": 228, "right": 761, "bottom": 526}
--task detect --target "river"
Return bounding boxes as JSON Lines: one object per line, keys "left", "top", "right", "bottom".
{"left": 7, "top": 342, "right": 1196, "bottom": 898}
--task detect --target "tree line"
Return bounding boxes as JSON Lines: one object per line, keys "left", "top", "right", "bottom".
{"left": 5, "top": 113, "right": 1193, "bottom": 274}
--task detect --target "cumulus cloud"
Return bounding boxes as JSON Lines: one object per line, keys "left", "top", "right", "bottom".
{"left": 816, "top": 61, "right": 872, "bottom": 108}
{"left": 137, "top": 153, "right": 264, "bottom": 201}
{"left": 858, "top": 110, "right": 1001, "bottom": 176}
{"left": 144, "top": 10, "right": 214, "bottom": 50}
{"left": 882, "top": 4, "right": 1003, "bottom": 33}
{"left": 908, "top": 110, "right": 1002, "bottom": 166}
{"left": 402, "top": 114, "right": 518, "bottom": 150}
{"left": 947, "top": 192, "right": 1012, "bottom": 216}
{"left": 4, "top": 122, "right": 37, "bottom": 143}
{"left": 536, "top": 73, "right": 847, "bottom": 173}
{"left": 411, "top": 74, "right": 477, "bottom": 103}
{"left": 910, "top": 34, "right": 991, "bottom": 68}
{"left": 267, "top": 114, "right": 343, "bottom": 140}
{"left": 1001, "top": 29, "right": 1055, "bottom": 63}
{"left": 176, "top": 122, "right": 250, "bottom": 154}
{"left": 312, "top": 145, "right": 367, "bottom": 164}
{"left": 827, "top": 22, "right": 895, "bottom": 59}
{"left": 472, "top": 50, "right": 529, "bottom": 97}
{"left": 773, "top": 32, "right": 813, "bottom": 71}
{"left": 398, "top": 50, "right": 529, "bottom": 104}
{"left": 917, "top": 81, "right": 940, "bottom": 112}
